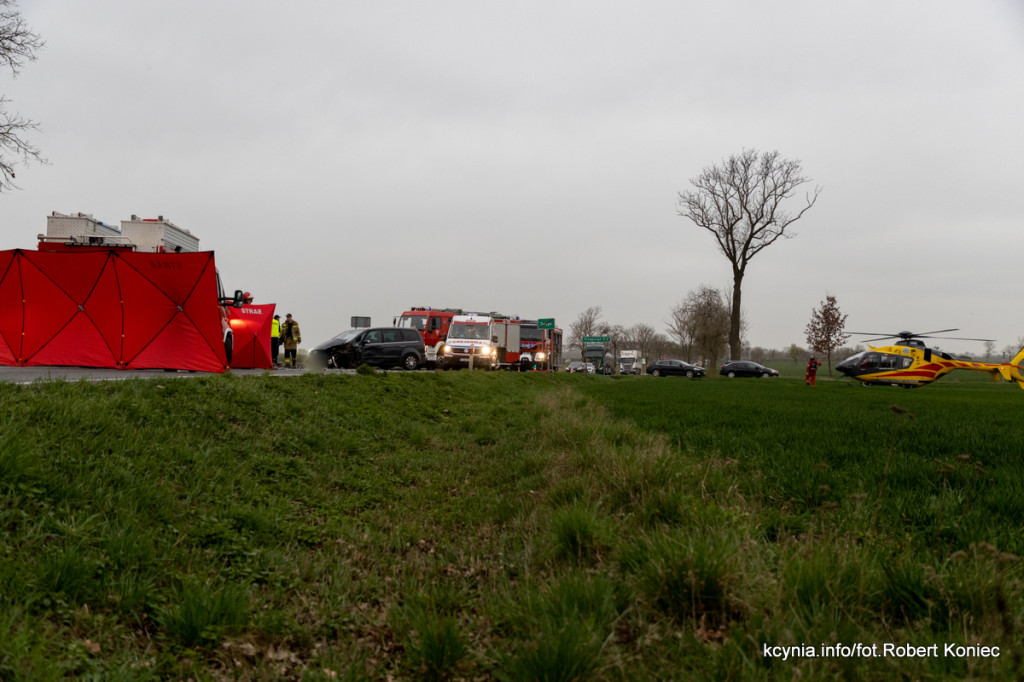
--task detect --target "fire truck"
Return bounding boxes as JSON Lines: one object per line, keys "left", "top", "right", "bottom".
{"left": 393, "top": 306, "right": 463, "bottom": 368}
{"left": 517, "top": 320, "right": 563, "bottom": 371}
{"left": 437, "top": 312, "right": 524, "bottom": 370}
{"left": 1, "top": 212, "right": 247, "bottom": 371}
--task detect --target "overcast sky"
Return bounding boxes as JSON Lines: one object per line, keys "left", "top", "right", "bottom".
{"left": 5, "top": 1, "right": 1024, "bottom": 357}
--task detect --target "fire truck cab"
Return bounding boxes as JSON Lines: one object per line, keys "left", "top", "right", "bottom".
{"left": 517, "top": 320, "right": 563, "bottom": 371}
{"left": 394, "top": 307, "right": 462, "bottom": 368}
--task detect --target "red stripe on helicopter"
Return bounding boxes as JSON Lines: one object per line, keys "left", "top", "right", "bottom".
{"left": 887, "top": 370, "right": 939, "bottom": 378}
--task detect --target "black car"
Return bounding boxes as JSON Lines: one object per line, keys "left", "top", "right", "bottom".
{"left": 646, "top": 359, "right": 706, "bottom": 378}
{"left": 308, "top": 327, "right": 425, "bottom": 370}
{"left": 719, "top": 360, "right": 779, "bottom": 378}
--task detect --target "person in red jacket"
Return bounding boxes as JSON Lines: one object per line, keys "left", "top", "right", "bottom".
{"left": 805, "top": 356, "right": 822, "bottom": 385}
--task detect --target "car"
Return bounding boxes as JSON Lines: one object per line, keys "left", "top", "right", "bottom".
{"left": 565, "top": 361, "right": 596, "bottom": 373}
{"left": 645, "top": 359, "right": 706, "bottom": 378}
{"left": 719, "top": 360, "right": 780, "bottom": 378}
{"left": 308, "top": 327, "right": 426, "bottom": 370}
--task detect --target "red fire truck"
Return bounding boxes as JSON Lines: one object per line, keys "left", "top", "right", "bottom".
{"left": 393, "top": 306, "right": 463, "bottom": 368}
{"left": 517, "top": 320, "right": 563, "bottom": 371}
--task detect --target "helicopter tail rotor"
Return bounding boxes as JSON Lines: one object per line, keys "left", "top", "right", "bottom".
{"left": 997, "top": 346, "right": 1024, "bottom": 389}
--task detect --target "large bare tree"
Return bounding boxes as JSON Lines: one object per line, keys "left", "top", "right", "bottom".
{"left": 677, "top": 149, "right": 820, "bottom": 360}
{"left": 0, "top": 0, "right": 44, "bottom": 191}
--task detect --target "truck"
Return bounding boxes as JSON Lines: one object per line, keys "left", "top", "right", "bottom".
{"left": 1, "top": 212, "right": 247, "bottom": 372}
{"left": 436, "top": 312, "right": 522, "bottom": 370}
{"left": 618, "top": 349, "right": 642, "bottom": 375}
{"left": 393, "top": 306, "right": 462, "bottom": 368}
{"left": 517, "top": 320, "right": 563, "bottom": 371}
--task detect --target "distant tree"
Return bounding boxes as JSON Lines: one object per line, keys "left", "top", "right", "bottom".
{"left": 983, "top": 340, "right": 996, "bottom": 362}
{"left": 805, "top": 295, "right": 849, "bottom": 376}
{"left": 678, "top": 149, "right": 820, "bottom": 360}
{"left": 0, "top": 0, "right": 44, "bottom": 191}
{"left": 669, "top": 285, "right": 730, "bottom": 366}
{"left": 788, "top": 343, "right": 805, "bottom": 365}
{"left": 627, "top": 323, "right": 657, "bottom": 366}
{"left": 666, "top": 303, "right": 694, "bottom": 360}
{"left": 568, "top": 306, "right": 603, "bottom": 357}
{"left": 607, "top": 324, "right": 627, "bottom": 373}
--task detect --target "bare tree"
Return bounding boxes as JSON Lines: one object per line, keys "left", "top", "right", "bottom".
{"left": 805, "top": 294, "right": 850, "bottom": 376}
{"left": 627, "top": 322, "right": 658, "bottom": 366}
{"left": 666, "top": 303, "right": 695, "bottom": 360}
{"left": 568, "top": 306, "right": 603, "bottom": 357}
{"left": 0, "top": 1, "right": 44, "bottom": 190}
{"left": 678, "top": 149, "right": 820, "bottom": 360}
{"left": 669, "top": 285, "right": 730, "bottom": 366}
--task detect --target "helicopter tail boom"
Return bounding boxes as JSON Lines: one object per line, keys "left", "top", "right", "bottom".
{"left": 996, "top": 347, "right": 1024, "bottom": 389}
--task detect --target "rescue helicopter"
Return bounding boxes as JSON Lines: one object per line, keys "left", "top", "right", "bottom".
{"left": 835, "top": 329, "right": 1024, "bottom": 389}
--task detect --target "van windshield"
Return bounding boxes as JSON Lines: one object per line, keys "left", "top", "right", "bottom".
{"left": 448, "top": 323, "right": 489, "bottom": 340}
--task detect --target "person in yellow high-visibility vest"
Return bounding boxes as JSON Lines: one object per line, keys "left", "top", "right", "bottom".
{"left": 271, "top": 314, "right": 281, "bottom": 368}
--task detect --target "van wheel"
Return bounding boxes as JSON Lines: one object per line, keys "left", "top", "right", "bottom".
{"left": 403, "top": 353, "right": 419, "bottom": 371}
{"left": 728, "top": 371, "right": 736, "bottom": 378}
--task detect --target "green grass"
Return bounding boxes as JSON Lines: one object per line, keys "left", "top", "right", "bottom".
{"left": 0, "top": 370, "right": 1021, "bottom": 679}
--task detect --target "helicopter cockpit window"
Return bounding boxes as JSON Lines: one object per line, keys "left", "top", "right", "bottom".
{"left": 858, "top": 353, "right": 880, "bottom": 370}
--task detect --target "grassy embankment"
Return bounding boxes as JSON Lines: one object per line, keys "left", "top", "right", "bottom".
{"left": 0, "top": 370, "right": 1021, "bottom": 680}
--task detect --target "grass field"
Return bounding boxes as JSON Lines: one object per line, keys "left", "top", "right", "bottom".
{"left": 0, "top": 370, "right": 1020, "bottom": 680}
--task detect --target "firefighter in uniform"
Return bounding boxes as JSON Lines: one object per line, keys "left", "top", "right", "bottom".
{"left": 281, "top": 313, "right": 301, "bottom": 368}
{"left": 271, "top": 314, "right": 281, "bottom": 368}
{"left": 805, "top": 356, "right": 822, "bottom": 386}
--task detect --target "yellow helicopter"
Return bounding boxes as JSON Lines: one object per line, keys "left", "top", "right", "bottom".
{"left": 835, "top": 329, "right": 1024, "bottom": 388}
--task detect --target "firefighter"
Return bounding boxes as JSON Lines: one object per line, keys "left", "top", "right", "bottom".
{"left": 271, "top": 314, "right": 281, "bottom": 368}
{"left": 805, "top": 356, "right": 822, "bottom": 386}
{"left": 281, "top": 313, "right": 301, "bottom": 368}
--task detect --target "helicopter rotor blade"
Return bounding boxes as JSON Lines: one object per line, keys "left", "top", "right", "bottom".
{"left": 916, "top": 335, "right": 996, "bottom": 343}
{"left": 848, "top": 329, "right": 995, "bottom": 344}
{"left": 847, "top": 332, "right": 900, "bottom": 338}
{"left": 913, "top": 329, "right": 960, "bottom": 337}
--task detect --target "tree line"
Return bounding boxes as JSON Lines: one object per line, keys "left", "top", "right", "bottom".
{"left": 567, "top": 292, "right": 856, "bottom": 373}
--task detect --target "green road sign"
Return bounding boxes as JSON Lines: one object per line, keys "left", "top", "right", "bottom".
{"left": 583, "top": 336, "right": 610, "bottom": 343}
{"left": 538, "top": 318, "right": 555, "bottom": 329}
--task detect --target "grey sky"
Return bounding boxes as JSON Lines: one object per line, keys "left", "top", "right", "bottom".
{"left": 5, "top": 1, "right": 1024, "bottom": 357}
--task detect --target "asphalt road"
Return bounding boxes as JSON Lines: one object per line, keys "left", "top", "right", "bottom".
{"left": 0, "top": 366, "right": 310, "bottom": 384}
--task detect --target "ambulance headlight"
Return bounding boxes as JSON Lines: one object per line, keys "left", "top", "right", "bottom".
{"left": 536, "top": 352, "right": 546, "bottom": 361}
{"left": 443, "top": 345, "right": 451, "bottom": 354}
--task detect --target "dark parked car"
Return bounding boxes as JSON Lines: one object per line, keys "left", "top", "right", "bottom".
{"left": 646, "top": 359, "right": 706, "bottom": 378}
{"left": 719, "top": 360, "right": 779, "bottom": 378}
{"left": 308, "top": 327, "right": 425, "bottom": 370}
